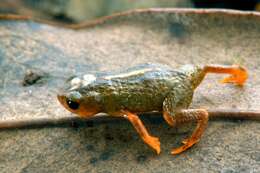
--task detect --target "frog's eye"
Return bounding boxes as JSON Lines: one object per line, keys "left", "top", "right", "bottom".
{"left": 66, "top": 98, "right": 80, "bottom": 110}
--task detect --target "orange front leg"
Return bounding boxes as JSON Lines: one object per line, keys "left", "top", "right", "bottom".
{"left": 122, "top": 111, "right": 161, "bottom": 154}
{"left": 204, "top": 64, "right": 248, "bottom": 85}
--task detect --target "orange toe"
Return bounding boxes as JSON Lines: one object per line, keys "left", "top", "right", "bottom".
{"left": 220, "top": 75, "right": 246, "bottom": 85}
{"left": 220, "top": 66, "right": 248, "bottom": 85}
{"left": 144, "top": 136, "right": 161, "bottom": 154}
{"left": 171, "top": 139, "right": 199, "bottom": 155}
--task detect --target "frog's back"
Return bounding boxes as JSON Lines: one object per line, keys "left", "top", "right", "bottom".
{"left": 97, "top": 63, "right": 188, "bottom": 89}
{"left": 89, "top": 63, "right": 193, "bottom": 113}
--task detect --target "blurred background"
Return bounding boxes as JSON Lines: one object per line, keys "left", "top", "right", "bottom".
{"left": 1, "top": 0, "right": 260, "bottom": 24}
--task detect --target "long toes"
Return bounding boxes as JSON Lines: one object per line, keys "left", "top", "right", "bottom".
{"left": 171, "top": 146, "right": 187, "bottom": 155}
{"left": 220, "top": 76, "right": 234, "bottom": 83}
{"left": 220, "top": 68, "right": 247, "bottom": 86}
{"left": 171, "top": 139, "right": 199, "bottom": 155}
{"left": 220, "top": 76, "right": 244, "bottom": 85}
{"left": 171, "top": 143, "right": 193, "bottom": 155}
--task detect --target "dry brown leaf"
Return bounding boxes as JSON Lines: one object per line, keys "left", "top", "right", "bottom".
{"left": 0, "top": 9, "right": 259, "bottom": 172}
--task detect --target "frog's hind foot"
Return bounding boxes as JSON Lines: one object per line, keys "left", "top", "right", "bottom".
{"left": 172, "top": 139, "right": 200, "bottom": 155}
{"left": 204, "top": 65, "right": 248, "bottom": 86}
{"left": 171, "top": 109, "right": 209, "bottom": 155}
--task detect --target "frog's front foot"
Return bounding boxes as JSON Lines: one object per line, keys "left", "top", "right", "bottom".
{"left": 143, "top": 135, "right": 161, "bottom": 154}
{"left": 121, "top": 110, "right": 161, "bottom": 154}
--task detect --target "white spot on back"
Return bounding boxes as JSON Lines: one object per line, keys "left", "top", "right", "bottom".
{"left": 69, "top": 77, "right": 81, "bottom": 90}
{"left": 82, "top": 74, "right": 96, "bottom": 86}
{"left": 71, "top": 77, "right": 81, "bottom": 85}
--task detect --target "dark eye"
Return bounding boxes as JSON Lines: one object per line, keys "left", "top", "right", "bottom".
{"left": 66, "top": 98, "right": 79, "bottom": 110}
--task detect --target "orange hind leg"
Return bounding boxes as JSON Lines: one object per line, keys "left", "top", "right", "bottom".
{"left": 204, "top": 65, "right": 248, "bottom": 85}
{"left": 169, "top": 109, "right": 209, "bottom": 155}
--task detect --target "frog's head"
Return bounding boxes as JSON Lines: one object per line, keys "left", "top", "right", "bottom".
{"left": 57, "top": 74, "right": 102, "bottom": 118}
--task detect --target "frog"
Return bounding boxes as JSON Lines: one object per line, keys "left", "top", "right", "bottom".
{"left": 57, "top": 63, "right": 247, "bottom": 155}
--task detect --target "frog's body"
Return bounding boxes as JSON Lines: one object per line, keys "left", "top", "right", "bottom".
{"left": 58, "top": 63, "right": 247, "bottom": 155}
{"left": 75, "top": 64, "right": 200, "bottom": 114}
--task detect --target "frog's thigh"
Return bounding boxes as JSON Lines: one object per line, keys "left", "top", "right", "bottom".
{"left": 163, "top": 96, "right": 176, "bottom": 127}
{"left": 171, "top": 109, "right": 209, "bottom": 155}
{"left": 162, "top": 91, "right": 192, "bottom": 127}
